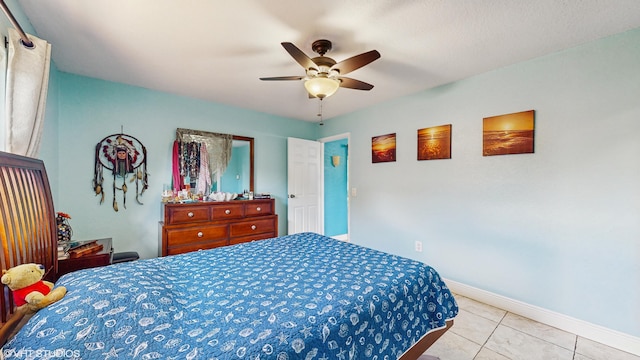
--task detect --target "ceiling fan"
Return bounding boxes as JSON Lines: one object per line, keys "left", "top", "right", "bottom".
{"left": 260, "top": 39, "right": 381, "bottom": 99}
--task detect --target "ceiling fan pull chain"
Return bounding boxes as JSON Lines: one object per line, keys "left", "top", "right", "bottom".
{"left": 318, "top": 98, "right": 324, "bottom": 126}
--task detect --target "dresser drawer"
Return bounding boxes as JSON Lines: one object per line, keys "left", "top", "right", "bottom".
{"left": 166, "top": 240, "right": 227, "bottom": 256}
{"left": 230, "top": 232, "right": 276, "bottom": 246}
{"left": 165, "top": 224, "right": 228, "bottom": 247}
{"left": 229, "top": 216, "right": 277, "bottom": 238}
{"left": 211, "top": 203, "right": 244, "bottom": 220}
{"left": 244, "top": 200, "right": 273, "bottom": 216}
{"left": 165, "top": 206, "right": 209, "bottom": 224}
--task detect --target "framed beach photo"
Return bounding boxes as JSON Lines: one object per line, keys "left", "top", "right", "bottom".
{"left": 372, "top": 133, "right": 396, "bottom": 163}
{"left": 418, "top": 124, "right": 452, "bottom": 160}
{"left": 483, "top": 110, "right": 535, "bottom": 156}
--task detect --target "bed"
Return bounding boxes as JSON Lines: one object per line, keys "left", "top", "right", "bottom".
{"left": 0, "top": 150, "right": 458, "bottom": 359}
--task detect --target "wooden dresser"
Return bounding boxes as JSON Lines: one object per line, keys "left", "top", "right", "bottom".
{"left": 159, "top": 199, "right": 277, "bottom": 256}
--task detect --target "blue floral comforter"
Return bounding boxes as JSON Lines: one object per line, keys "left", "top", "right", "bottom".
{"left": 3, "top": 232, "right": 458, "bottom": 359}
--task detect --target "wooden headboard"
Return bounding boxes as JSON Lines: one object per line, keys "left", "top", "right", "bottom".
{"left": 0, "top": 151, "right": 57, "bottom": 327}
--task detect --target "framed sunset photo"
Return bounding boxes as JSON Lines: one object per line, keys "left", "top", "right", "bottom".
{"left": 372, "top": 133, "right": 396, "bottom": 163}
{"left": 483, "top": 110, "right": 535, "bottom": 156}
{"left": 418, "top": 124, "right": 451, "bottom": 160}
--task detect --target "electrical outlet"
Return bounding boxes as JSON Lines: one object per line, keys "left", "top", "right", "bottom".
{"left": 414, "top": 241, "right": 423, "bottom": 252}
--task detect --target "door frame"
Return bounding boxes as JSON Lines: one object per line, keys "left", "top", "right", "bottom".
{"left": 319, "top": 132, "right": 350, "bottom": 242}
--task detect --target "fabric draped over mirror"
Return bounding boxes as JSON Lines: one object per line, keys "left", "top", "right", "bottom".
{"left": 4, "top": 29, "right": 51, "bottom": 157}
{"left": 174, "top": 128, "right": 232, "bottom": 195}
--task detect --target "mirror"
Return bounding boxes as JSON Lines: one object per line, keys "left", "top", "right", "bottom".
{"left": 175, "top": 129, "right": 254, "bottom": 194}
{"left": 218, "top": 135, "right": 254, "bottom": 193}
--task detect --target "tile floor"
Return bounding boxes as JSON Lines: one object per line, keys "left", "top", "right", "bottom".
{"left": 421, "top": 294, "right": 640, "bottom": 360}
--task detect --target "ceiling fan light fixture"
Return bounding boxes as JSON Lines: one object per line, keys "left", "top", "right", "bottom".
{"left": 304, "top": 76, "right": 340, "bottom": 99}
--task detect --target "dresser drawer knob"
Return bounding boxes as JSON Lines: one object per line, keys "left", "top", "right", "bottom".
{"left": 188, "top": 212, "right": 194, "bottom": 217}
{"left": 251, "top": 225, "right": 257, "bottom": 230}
{"left": 256, "top": 207, "right": 261, "bottom": 212}
{"left": 197, "top": 232, "right": 203, "bottom": 237}
{"left": 225, "top": 209, "right": 231, "bottom": 215}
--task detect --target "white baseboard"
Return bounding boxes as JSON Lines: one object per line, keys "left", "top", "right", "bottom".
{"left": 444, "top": 279, "right": 640, "bottom": 356}
{"left": 331, "top": 234, "right": 349, "bottom": 242}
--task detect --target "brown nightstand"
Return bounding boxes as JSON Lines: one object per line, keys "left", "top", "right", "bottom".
{"left": 57, "top": 238, "right": 113, "bottom": 280}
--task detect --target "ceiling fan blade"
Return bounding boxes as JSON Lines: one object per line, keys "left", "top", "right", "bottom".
{"left": 339, "top": 77, "right": 374, "bottom": 91}
{"left": 281, "top": 42, "right": 318, "bottom": 70}
{"left": 259, "top": 76, "right": 304, "bottom": 81}
{"left": 333, "top": 50, "right": 380, "bottom": 75}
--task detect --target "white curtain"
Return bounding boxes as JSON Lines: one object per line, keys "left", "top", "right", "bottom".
{"left": 0, "top": 33, "right": 6, "bottom": 150}
{"left": 4, "top": 28, "right": 51, "bottom": 157}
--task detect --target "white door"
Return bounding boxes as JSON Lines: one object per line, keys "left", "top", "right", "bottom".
{"left": 287, "top": 137, "right": 322, "bottom": 234}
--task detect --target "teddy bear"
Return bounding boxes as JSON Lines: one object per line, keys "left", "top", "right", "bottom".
{"left": 1, "top": 263, "right": 66, "bottom": 313}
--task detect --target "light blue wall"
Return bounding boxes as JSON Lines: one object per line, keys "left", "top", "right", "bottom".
{"left": 55, "top": 74, "right": 317, "bottom": 259}
{"left": 324, "top": 138, "right": 348, "bottom": 236}
{"left": 319, "top": 28, "right": 640, "bottom": 336}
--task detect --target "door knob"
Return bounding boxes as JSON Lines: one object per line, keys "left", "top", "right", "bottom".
{"left": 289, "top": 194, "right": 296, "bottom": 198}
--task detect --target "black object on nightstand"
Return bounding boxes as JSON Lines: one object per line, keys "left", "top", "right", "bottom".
{"left": 112, "top": 251, "right": 140, "bottom": 264}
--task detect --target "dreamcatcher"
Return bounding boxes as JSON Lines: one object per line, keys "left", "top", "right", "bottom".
{"left": 93, "top": 133, "right": 149, "bottom": 212}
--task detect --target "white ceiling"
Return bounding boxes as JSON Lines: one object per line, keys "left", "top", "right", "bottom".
{"left": 17, "top": 0, "right": 640, "bottom": 122}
